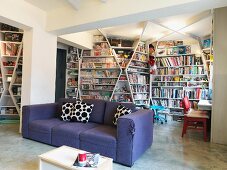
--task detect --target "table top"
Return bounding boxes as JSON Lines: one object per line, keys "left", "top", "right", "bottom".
{"left": 198, "top": 100, "right": 212, "bottom": 106}
{"left": 198, "top": 100, "right": 212, "bottom": 111}
{"left": 39, "top": 145, "right": 112, "bottom": 170}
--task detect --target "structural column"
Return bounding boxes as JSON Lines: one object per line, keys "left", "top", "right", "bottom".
{"left": 212, "top": 6, "right": 227, "bottom": 144}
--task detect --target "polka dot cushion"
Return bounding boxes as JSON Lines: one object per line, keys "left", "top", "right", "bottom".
{"left": 113, "top": 104, "right": 132, "bottom": 125}
{"left": 61, "top": 102, "right": 74, "bottom": 121}
{"left": 71, "top": 101, "right": 94, "bottom": 123}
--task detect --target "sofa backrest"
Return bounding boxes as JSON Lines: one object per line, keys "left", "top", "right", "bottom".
{"left": 104, "top": 101, "right": 136, "bottom": 126}
{"left": 57, "top": 98, "right": 136, "bottom": 125}
{"left": 82, "top": 99, "right": 106, "bottom": 124}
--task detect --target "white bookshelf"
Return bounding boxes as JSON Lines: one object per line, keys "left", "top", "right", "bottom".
{"left": 152, "top": 41, "right": 209, "bottom": 114}
{"left": 65, "top": 46, "right": 81, "bottom": 99}
{"left": 79, "top": 34, "right": 120, "bottom": 101}
{"left": 108, "top": 37, "right": 136, "bottom": 104}
{"left": 0, "top": 24, "right": 23, "bottom": 117}
{"left": 76, "top": 34, "right": 151, "bottom": 107}
{"left": 127, "top": 41, "right": 151, "bottom": 108}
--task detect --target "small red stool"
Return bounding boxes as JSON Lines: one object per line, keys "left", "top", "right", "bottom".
{"left": 181, "top": 97, "right": 209, "bottom": 142}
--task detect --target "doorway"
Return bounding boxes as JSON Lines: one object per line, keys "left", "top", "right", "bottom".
{"left": 55, "top": 49, "right": 67, "bottom": 102}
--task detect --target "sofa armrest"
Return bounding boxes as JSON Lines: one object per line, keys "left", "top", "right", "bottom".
{"left": 116, "top": 109, "right": 153, "bottom": 166}
{"left": 22, "top": 103, "right": 58, "bottom": 138}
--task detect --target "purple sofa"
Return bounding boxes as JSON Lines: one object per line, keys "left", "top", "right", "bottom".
{"left": 22, "top": 98, "right": 153, "bottom": 166}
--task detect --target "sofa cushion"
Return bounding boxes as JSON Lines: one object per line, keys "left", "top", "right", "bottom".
{"left": 51, "top": 122, "right": 98, "bottom": 148}
{"left": 57, "top": 98, "right": 81, "bottom": 118}
{"left": 113, "top": 104, "right": 132, "bottom": 125}
{"left": 71, "top": 101, "right": 94, "bottom": 123}
{"left": 104, "top": 101, "right": 136, "bottom": 126}
{"left": 61, "top": 102, "right": 74, "bottom": 121}
{"left": 82, "top": 99, "right": 106, "bottom": 124}
{"left": 80, "top": 125, "right": 117, "bottom": 160}
{"left": 29, "top": 118, "right": 64, "bottom": 144}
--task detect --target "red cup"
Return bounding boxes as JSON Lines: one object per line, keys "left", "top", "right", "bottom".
{"left": 78, "top": 153, "right": 86, "bottom": 167}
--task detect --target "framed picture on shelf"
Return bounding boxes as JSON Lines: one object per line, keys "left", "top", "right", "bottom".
{"left": 178, "top": 46, "right": 186, "bottom": 54}
{"left": 166, "top": 48, "right": 173, "bottom": 55}
{"left": 186, "top": 45, "right": 191, "bottom": 54}
{"left": 203, "top": 39, "right": 211, "bottom": 49}
{"left": 172, "top": 47, "right": 178, "bottom": 55}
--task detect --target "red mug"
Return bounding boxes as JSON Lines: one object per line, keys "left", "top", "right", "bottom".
{"left": 78, "top": 153, "right": 86, "bottom": 167}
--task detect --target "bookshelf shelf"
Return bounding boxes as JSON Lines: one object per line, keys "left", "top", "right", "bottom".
{"left": 1, "top": 106, "right": 16, "bottom": 108}
{"left": 81, "top": 89, "right": 113, "bottom": 92}
{"left": 111, "top": 46, "right": 134, "bottom": 50}
{"left": 93, "top": 77, "right": 119, "bottom": 79}
{"left": 0, "top": 30, "right": 24, "bottom": 33}
{"left": 94, "top": 41, "right": 108, "bottom": 43}
{"left": 114, "top": 92, "right": 131, "bottom": 95}
{"left": 134, "top": 99, "right": 149, "bottom": 101}
{"left": 152, "top": 86, "right": 183, "bottom": 88}
{"left": 129, "top": 65, "right": 150, "bottom": 70}
{"left": 157, "top": 65, "right": 203, "bottom": 68}
{"left": 135, "top": 51, "right": 148, "bottom": 55}
{"left": 188, "top": 99, "right": 200, "bottom": 101}
{"left": 169, "top": 107, "right": 184, "bottom": 110}
{"left": 156, "top": 54, "right": 195, "bottom": 57}
{"left": 67, "top": 68, "right": 78, "bottom": 70}
{"left": 81, "top": 68, "right": 119, "bottom": 70}
{"left": 82, "top": 55, "right": 114, "bottom": 58}
{"left": 127, "top": 70, "right": 150, "bottom": 75}
{"left": 131, "top": 59, "right": 148, "bottom": 63}
{"left": 0, "top": 41, "right": 22, "bottom": 44}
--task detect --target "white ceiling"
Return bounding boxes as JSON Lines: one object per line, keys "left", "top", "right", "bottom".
{"left": 179, "top": 17, "right": 212, "bottom": 38}
{"left": 101, "top": 22, "right": 145, "bottom": 40}
{"left": 24, "top": 0, "right": 213, "bottom": 44}
{"left": 25, "top": 0, "right": 106, "bottom": 11}
{"left": 94, "top": 10, "right": 212, "bottom": 42}
{"left": 25, "top": 0, "right": 72, "bottom": 11}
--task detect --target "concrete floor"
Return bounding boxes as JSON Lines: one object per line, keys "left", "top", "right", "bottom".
{"left": 0, "top": 121, "right": 227, "bottom": 170}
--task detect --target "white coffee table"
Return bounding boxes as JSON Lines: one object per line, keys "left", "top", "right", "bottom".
{"left": 39, "top": 145, "right": 113, "bottom": 170}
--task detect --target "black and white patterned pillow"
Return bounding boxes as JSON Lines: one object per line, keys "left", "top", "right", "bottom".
{"left": 113, "top": 104, "right": 132, "bottom": 125}
{"left": 61, "top": 102, "right": 74, "bottom": 121}
{"left": 71, "top": 101, "right": 94, "bottom": 123}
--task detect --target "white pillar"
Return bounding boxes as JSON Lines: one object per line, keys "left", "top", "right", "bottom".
{"left": 212, "top": 6, "right": 227, "bottom": 144}
{"left": 22, "top": 28, "right": 57, "bottom": 105}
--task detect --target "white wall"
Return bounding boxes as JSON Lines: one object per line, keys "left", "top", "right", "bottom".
{"left": 0, "top": 0, "right": 58, "bottom": 106}
{"left": 212, "top": 7, "right": 227, "bottom": 145}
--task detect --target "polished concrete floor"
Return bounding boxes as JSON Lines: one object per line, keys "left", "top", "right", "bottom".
{"left": 0, "top": 120, "right": 227, "bottom": 170}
